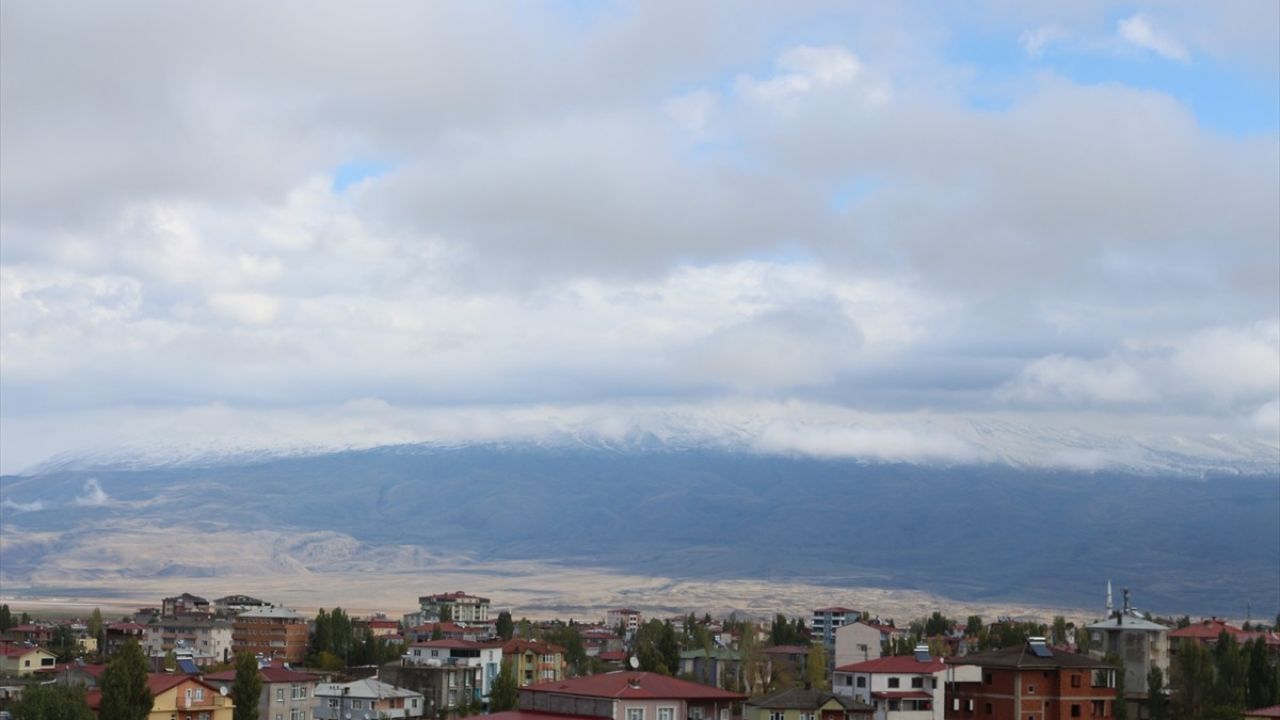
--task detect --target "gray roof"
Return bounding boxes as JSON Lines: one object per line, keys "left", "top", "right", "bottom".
{"left": 747, "top": 689, "right": 873, "bottom": 712}
{"left": 237, "top": 607, "right": 303, "bottom": 620}
{"left": 680, "top": 648, "right": 741, "bottom": 661}
{"left": 1086, "top": 616, "right": 1169, "bottom": 632}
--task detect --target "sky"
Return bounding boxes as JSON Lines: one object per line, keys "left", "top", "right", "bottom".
{"left": 1, "top": 1, "right": 1277, "bottom": 474}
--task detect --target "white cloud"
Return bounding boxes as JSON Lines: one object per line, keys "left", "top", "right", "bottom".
{"left": 1117, "top": 13, "right": 1189, "bottom": 61}
{"left": 1019, "top": 25, "right": 1072, "bottom": 57}
{"left": 73, "top": 478, "right": 110, "bottom": 506}
{"left": 1, "top": 498, "right": 45, "bottom": 512}
{"left": 998, "top": 354, "right": 1157, "bottom": 408}
{"left": 208, "top": 292, "right": 281, "bottom": 326}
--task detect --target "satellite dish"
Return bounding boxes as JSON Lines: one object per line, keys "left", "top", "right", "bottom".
{"left": 219, "top": 686, "right": 229, "bottom": 696}
{"left": 629, "top": 656, "right": 640, "bottom": 670}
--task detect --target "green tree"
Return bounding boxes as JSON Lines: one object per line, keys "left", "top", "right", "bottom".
{"left": 439, "top": 604, "right": 453, "bottom": 623}
{"left": 1247, "top": 636, "right": 1278, "bottom": 708}
{"left": 1146, "top": 666, "right": 1166, "bottom": 720}
{"left": 496, "top": 611, "right": 514, "bottom": 641}
{"left": 964, "top": 616, "right": 982, "bottom": 637}
{"left": 0, "top": 604, "right": 12, "bottom": 632}
{"left": 11, "top": 683, "right": 94, "bottom": 720}
{"left": 100, "top": 639, "right": 153, "bottom": 720}
{"left": 1212, "top": 631, "right": 1246, "bottom": 712}
{"left": 804, "top": 643, "right": 829, "bottom": 690}
{"left": 163, "top": 649, "right": 177, "bottom": 671}
{"left": 490, "top": 658, "right": 519, "bottom": 712}
{"left": 1103, "top": 653, "right": 1126, "bottom": 720}
{"left": 89, "top": 607, "right": 105, "bottom": 655}
{"left": 1076, "top": 625, "right": 1091, "bottom": 655}
{"left": 233, "top": 652, "right": 263, "bottom": 720}
{"left": 1173, "top": 639, "right": 1212, "bottom": 719}
{"left": 1052, "top": 616, "right": 1068, "bottom": 645}
{"left": 544, "top": 623, "right": 588, "bottom": 676}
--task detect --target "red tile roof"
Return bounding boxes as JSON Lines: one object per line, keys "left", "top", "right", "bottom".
{"left": 524, "top": 672, "right": 745, "bottom": 701}
{"left": 0, "top": 644, "right": 51, "bottom": 658}
{"left": 1169, "top": 619, "right": 1248, "bottom": 640}
{"left": 834, "top": 656, "right": 945, "bottom": 674}
{"left": 412, "top": 638, "right": 501, "bottom": 650}
{"left": 504, "top": 639, "right": 566, "bottom": 655}
{"left": 597, "top": 651, "right": 628, "bottom": 662}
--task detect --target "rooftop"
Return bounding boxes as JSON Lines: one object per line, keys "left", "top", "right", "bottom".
{"left": 747, "top": 688, "right": 872, "bottom": 711}
{"left": 947, "top": 644, "right": 1110, "bottom": 670}
{"left": 524, "top": 671, "right": 745, "bottom": 701}
{"left": 834, "top": 656, "right": 945, "bottom": 674}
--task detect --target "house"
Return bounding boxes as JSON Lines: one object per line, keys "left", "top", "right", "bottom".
{"left": 833, "top": 644, "right": 973, "bottom": 720}
{"left": 504, "top": 639, "right": 567, "bottom": 686}
{"left": 581, "top": 627, "right": 624, "bottom": 657}
{"left": 382, "top": 657, "right": 487, "bottom": 716}
{"left": 2, "top": 623, "right": 54, "bottom": 646}
{"left": 231, "top": 607, "right": 308, "bottom": 663}
{"left": 104, "top": 622, "right": 147, "bottom": 656}
{"left": 813, "top": 609, "right": 862, "bottom": 650}
{"left": 407, "top": 622, "right": 489, "bottom": 643}
{"left": 162, "top": 593, "right": 212, "bottom": 619}
{"left": 87, "top": 673, "right": 234, "bottom": 720}
{"left": 519, "top": 671, "right": 746, "bottom": 720}
{"left": 1167, "top": 618, "right": 1249, "bottom": 650}
{"left": 418, "top": 592, "right": 491, "bottom": 623}
{"left": 678, "top": 648, "right": 742, "bottom": 690}
{"left": 764, "top": 645, "right": 809, "bottom": 682}
{"left": 607, "top": 609, "right": 644, "bottom": 638}
{"left": 835, "top": 623, "right": 901, "bottom": 668}
{"left": 745, "top": 688, "right": 874, "bottom": 720}
{"left": 356, "top": 615, "right": 402, "bottom": 638}
{"left": 144, "top": 618, "right": 234, "bottom": 666}
{"left": 206, "top": 662, "right": 320, "bottom": 720}
{"left": 0, "top": 644, "right": 57, "bottom": 676}
{"left": 404, "top": 638, "right": 504, "bottom": 700}
{"left": 315, "top": 678, "right": 425, "bottom": 719}
{"left": 944, "top": 638, "right": 1118, "bottom": 720}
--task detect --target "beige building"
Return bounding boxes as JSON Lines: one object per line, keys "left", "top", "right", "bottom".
{"left": 207, "top": 663, "right": 320, "bottom": 720}
{"left": 145, "top": 618, "right": 234, "bottom": 666}
{"left": 0, "top": 644, "right": 57, "bottom": 677}
{"left": 418, "top": 592, "right": 491, "bottom": 623}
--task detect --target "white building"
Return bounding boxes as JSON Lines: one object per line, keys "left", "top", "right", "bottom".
{"left": 812, "top": 607, "right": 861, "bottom": 648}
{"left": 606, "top": 609, "right": 643, "bottom": 638}
{"left": 417, "top": 592, "right": 490, "bottom": 623}
{"left": 832, "top": 647, "right": 977, "bottom": 720}
{"left": 404, "top": 639, "right": 504, "bottom": 700}
{"left": 315, "top": 678, "right": 425, "bottom": 719}
{"left": 143, "top": 618, "right": 234, "bottom": 666}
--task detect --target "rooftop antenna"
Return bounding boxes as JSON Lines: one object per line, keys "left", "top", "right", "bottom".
{"left": 1106, "top": 580, "right": 1113, "bottom": 616}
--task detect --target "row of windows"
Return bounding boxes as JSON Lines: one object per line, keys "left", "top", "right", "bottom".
{"left": 626, "top": 706, "right": 677, "bottom": 720}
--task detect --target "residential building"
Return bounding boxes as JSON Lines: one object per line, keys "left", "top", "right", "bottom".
{"left": 607, "top": 609, "right": 643, "bottom": 638}
{"left": 87, "top": 674, "right": 234, "bottom": 720}
{"left": 206, "top": 662, "right": 320, "bottom": 720}
{"left": 382, "top": 658, "right": 486, "bottom": 715}
{"left": 213, "top": 594, "right": 272, "bottom": 616}
{"left": 835, "top": 623, "right": 900, "bottom": 668}
{"left": 406, "top": 622, "right": 490, "bottom": 643}
{"left": 404, "top": 639, "right": 503, "bottom": 699}
{"left": 745, "top": 688, "right": 874, "bottom": 720}
{"left": 833, "top": 645, "right": 970, "bottom": 720}
{"left": 162, "top": 593, "right": 212, "bottom": 618}
{"left": 0, "top": 644, "right": 57, "bottom": 676}
{"left": 1085, "top": 614, "right": 1170, "bottom": 718}
{"left": 356, "top": 614, "right": 402, "bottom": 638}
{"left": 518, "top": 670, "right": 746, "bottom": 720}
{"left": 678, "top": 648, "right": 742, "bottom": 690}
{"left": 944, "top": 639, "right": 1118, "bottom": 720}
{"left": 144, "top": 618, "right": 234, "bottom": 666}
{"left": 419, "top": 592, "right": 491, "bottom": 623}
{"left": 1167, "top": 618, "right": 1250, "bottom": 651}
{"left": 104, "top": 621, "right": 148, "bottom": 656}
{"left": 764, "top": 645, "right": 809, "bottom": 683}
{"left": 232, "top": 607, "right": 308, "bottom": 663}
{"left": 813, "top": 608, "right": 862, "bottom": 649}
{"left": 315, "top": 678, "right": 425, "bottom": 719}
{"left": 504, "top": 639, "right": 567, "bottom": 686}
{"left": 582, "top": 627, "right": 625, "bottom": 657}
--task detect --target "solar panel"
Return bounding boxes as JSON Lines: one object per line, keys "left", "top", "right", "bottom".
{"left": 177, "top": 658, "right": 200, "bottom": 674}
{"left": 1029, "top": 642, "right": 1053, "bottom": 658}
{"left": 914, "top": 649, "right": 932, "bottom": 662}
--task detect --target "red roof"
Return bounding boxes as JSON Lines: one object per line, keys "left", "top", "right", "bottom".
{"left": 872, "top": 691, "right": 932, "bottom": 701}
{"left": 860, "top": 622, "right": 900, "bottom": 636}
{"left": 525, "top": 672, "right": 745, "bottom": 701}
{"left": 412, "top": 638, "right": 500, "bottom": 650}
{"left": 598, "top": 651, "right": 627, "bottom": 662}
{"left": 1245, "top": 705, "right": 1280, "bottom": 718}
{"left": 1169, "top": 619, "right": 1248, "bottom": 640}
{"left": 834, "top": 656, "right": 945, "bottom": 674}
{"left": 0, "top": 644, "right": 52, "bottom": 658}
{"left": 505, "top": 639, "right": 566, "bottom": 655}
{"left": 410, "top": 621, "right": 468, "bottom": 634}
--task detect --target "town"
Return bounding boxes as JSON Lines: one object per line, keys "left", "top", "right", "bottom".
{"left": 0, "top": 587, "right": 1276, "bottom": 720}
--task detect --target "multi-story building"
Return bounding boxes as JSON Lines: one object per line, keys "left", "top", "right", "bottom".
{"left": 833, "top": 645, "right": 973, "bottom": 720}
{"left": 315, "top": 678, "right": 426, "bottom": 719}
{"left": 1085, "top": 614, "right": 1170, "bottom": 718}
{"left": 404, "top": 639, "right": 503, "bottom": 700}
{"left": 813, "top": 608, "right": 862, "bottom": 649}
{"left": 836, "top": 622, "right": 905, "bottom": 668}
{"left": 679, "top": 648, "right": 742, "bottom": 690}
{"left": 162, "top": 593, "right": 212, "bottom": 618}
{"left": 503, "top": 639, "right": 567, "bottom": 686}
{"left": 607, "top": 609, "right": 644, "bottom": 638}
{"left": 144, "top": 618, "right": 234, "bottom": 666}
{"left": 418, "top": 592, "right": 491, "bottom": 623}
{"left": 232, "top": 607, "right": 308, "bottom": 663}
{"left": 745, "top": 688, "right": 874, "bottom": 720}
{"left": 944, "top": 639, "right": 1118, "bottom": 720}
{"left": 104, "top": 621, "right": 147, "bottom": 656}
{"left": 383, "top": 657, "right": 486, "bottom": 715}
{"left": 517, "top": 671, "right": 746, "bottom": 720}
{"left": 206, "top": 663, "right": 320, "bottom": 720}
{"left": 87, "top": 674, "right": 235, "bottom": 720}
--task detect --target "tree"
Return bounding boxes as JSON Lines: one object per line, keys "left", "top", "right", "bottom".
{"left": 89, "top": 607, "right": 105, "bottom": 655}
{"left": 0, "top": 604, "right": 12, "bottom": 632}
{"left": 1212, "top": 631, "right": 1246, "bottom": 712}
{"left": 490, "top": 658, "right": 519, "bottom": 712}
{"left": 1173, "top": 639, "right": 1212, "bottom": 719}
{"left": 1103, "top": 653, "right": 1126, "bottom": 720}
{"left": 100, "top": 639, "right": 153, "bottom": 720}
{"left": 804, "top": 643, "right": 828, "bottom": 690}
{"left": 543, "top": 624, "right": 587, "bottom": 676}
{"left": 1076, "top": 624, "right": 1091, "bottom": 655}
{"left": 1052, "top": 616, "right": 1068, "bottom": 645}
{"left": 439, "top": 604, "right": 453, "bottom": 623}
{"left": 1247, "top": 636, "right": 1278, "bottom": 709}
{"left": 964, "top": 616, "right": 982, "bottom": 637}
{"left": 11, "top": 683, "right": 94, "bottom": 720}
{"left": 496, "top": 611, "right": 514, "bottom": 641}
{"left": 1146, "top": 666, "right": 1166, "bottom": 720}
{"left": 232, "top": 652, "right": 263, "bottom": 720}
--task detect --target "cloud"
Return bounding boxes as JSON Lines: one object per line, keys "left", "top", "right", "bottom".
{"left": 1117, "top": 13, "right": 1189, "bottom": 61}
{"left": 1, "top": 498, "right": 45, "bottom": 512}
{"left": 1019, "top": 25, "right": 1072, "bottom": 57}
{"left": 73, "top": 478, "right": 110, "bottom": 506}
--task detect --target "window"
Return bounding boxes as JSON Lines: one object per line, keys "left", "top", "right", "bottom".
{"left": 276, "top": 688, "right": 285, "bottom": 702}
{"left": 1071, "top": 674, "right": 1081, "bottom": 688}
{"left": 659, "top": 708, "right": 675, "bottom": 720}
{"left": 769, "top": 713, "right": 785, "bottom": 720}
{"left": 1071, "top": 705, "right": 1081, "bottom": 718}
{"left": 856, "top": 676, "right": 866, "bottom": 688}
{"left": 1091, "top": 701, "right": 1105, "bottom": 717}
{"left": 628, "top": 709, "right": 645, "bottom": 720}
{"left": 194, "top": 689, "right": 204, "bottom": 701}
{"left": 985, "top": 704, "right": 993, "bottom": 715}
{"left": 911, "top": 677, "right": 924, "bottom": 688}
{"left": 351, "top": 700, "right": 364, "bottom": 710}
{"left": 888, "top": 678, "right": 900, "bottom": 689}
{"left": 1027, "top": 684, "right": 1036, "bottom": 694}
{"left": 984, "top": 673, "right": 993, "bottom": 684}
